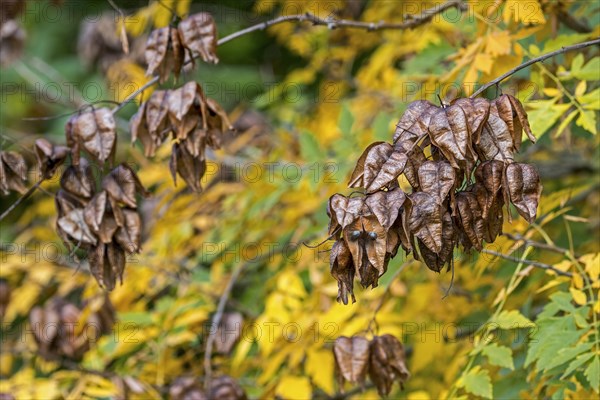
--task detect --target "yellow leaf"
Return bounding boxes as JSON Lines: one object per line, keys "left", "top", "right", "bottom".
{"left": 474, "top": 53, "right": 493, "bottom": 74}
{"left": 408, "top": 390, "right": 432, "bottom": 400}
{"left": 581, "top": 253, "right": 600, "bottom": 281}
{"left": 485, "top": 31, "right": 511, "bottom": 56}
{"left": 276, "top": 376, "right": 312, "bottom": 399}
{"left": 503, "top": 0, "right": 546, "bottom": 25}
{"left": 542, "top": 88, "right": 561, "bottom": 98}
{"left": 575, "top": 81, "right": 587, "bottom": 98}
{"left": 570, "top": 288, "right": 587, "bottom": 305}
{"left": 306, "top": 348, "right": 335, "bottom": 394}
{"left": 106, "top": 59, "right": 153, "bottom": 103}
{"left": 572, "top": 273, "right": 584, "bottom": 289}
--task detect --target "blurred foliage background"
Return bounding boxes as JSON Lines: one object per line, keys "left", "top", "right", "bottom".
{"left": 0, "top": 0, "right": 599, "bottom": 399}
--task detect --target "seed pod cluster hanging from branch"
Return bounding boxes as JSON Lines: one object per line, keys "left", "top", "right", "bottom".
{"left": 29, "top": 295, "right": 115, "bottom": 360}
{"left": 145, "top": 12, "right": 218, "bottom": 83}
{"left": 130, "top": 81, "right": 232, "bottom": 192}
{"left": 333, "top": 334, "right": 410, "bottom": 396}
{"left": 328, "top": 94, "right": 542, "bottom": 303}
{"left": 55, "top": 162, "right": 147, "bottom": 290}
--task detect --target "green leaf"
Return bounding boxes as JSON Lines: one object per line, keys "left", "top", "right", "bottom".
{"left": 544, "top": 342, "right": 594, "bottom": 371}
{"left": 491, "top": 310, "right": 535, "bottom": 330}
{"left": 338, "top": 103, "right": 354, "bottom": 136}
{"left": 562, "top": 352, "right": 595, "bottom": 378}
{"left": 576, "top": 110, "right": 597, "bottom": 135}
{"left": 554, "top": 110, "right": 578, "bottom": 137}
{"left": 373, "top": 113, "right": 392, "bottom": 142}
{"left": 482, "top": 344, "right": 514, "bottom": 370}
{"left": 543, "top": 34, "right": 593, "bottom": 53}
{"left": 459, "top": 367, "right": 493, "bottom": 399}
{"left": 550, "top": 291, "right": 577, "bottom": 313}
{"left": 299, "top": 130, "right": 326, "bottom": 162}
{"left": 527, "top": 100, "right": 571, "bottom": 139}
{"left": 572, "top": 57, "right": 600, "bottom": 81}
{"left": 571, "top": 54, "right": 584, "bottom": 75}
{"left": 584, "top": 355, "right": 600, "bottom": 392}
{"left": 118, "top": 312, "right": 153, "bottom": 326}
{"left": 579, "top": 88, "right": 600, "bottom": 110}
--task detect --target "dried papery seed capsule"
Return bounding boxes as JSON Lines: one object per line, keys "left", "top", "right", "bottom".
{"left": 34, "top": 138, "right": 69, "bottom": 180}
{"left": 178, "top": 13, "right": 219, "bottom": 64}
{"left": 333, "top": 336, "right": 370, "bottom": 386}
{"left": 208, "top": 375, "right": 247, "bottom": 400}
{"left": 368, "top": 334, "right": 410, "bottom": 396}
{"left": 330, "top": 240, "right": 356, "bottom": 305}
{"left": 0, "top": 150, "right": 27, "bottom": 195}
{"left": 169, "top": 377, "right": 206, "bottom": 400}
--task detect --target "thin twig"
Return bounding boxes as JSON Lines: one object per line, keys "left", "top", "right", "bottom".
{"left": 503, "top": 232, "right": 579, "bottom": 258}
{"left": 203, "top": 262, "right": 245, "bottom": 389}
{"left": 481, "top": 248, "right": 573, "bottom": 277}
{"left": 217, "top": 0, "right": 466, "bottom": 46}
{"left": 112, "top": 0, "right": 465, "bottom": 115}
{"left": 0, "top": 180, "right": 42, "bottom": 222}
{"left": 471, "top": 37, "right": 600, "bottom": 97}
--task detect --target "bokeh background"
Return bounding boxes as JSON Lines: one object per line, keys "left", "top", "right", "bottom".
{"left": 1, "top": 0, "right": 599, "bottom": 398}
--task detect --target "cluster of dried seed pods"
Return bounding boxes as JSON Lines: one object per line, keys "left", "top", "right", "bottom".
{"left": 131, "top": 80, "right": 232, "bottom": 192}
{"left": 29, "top": 296, "right": 115, "bottom": 360}
{"left": 56, "top": 162, "right": 146, "bottom": 290}
{"left": 328, "top": 94, "right": 542, "bottom": 302}
{"left": 334, "top": 335, "right": 410, "bottom": 396}
{"left": 145, "top": 12, "right": 218, "bottom": 83}
{"left": 169, "top": 375, "right": 247, "bottom": 400}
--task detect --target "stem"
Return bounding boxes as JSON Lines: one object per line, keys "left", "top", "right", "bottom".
{"left": 471, "top": 38, "right": 600, "bottom": 98}
{"left": 217, "top": 0, "right": 466, "bottom": 46}
{"left": 0, "top": 180, "right": 42, "bottom": 222}
{"left": 481, "top": 248, "right": 572, "bottom": 277}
